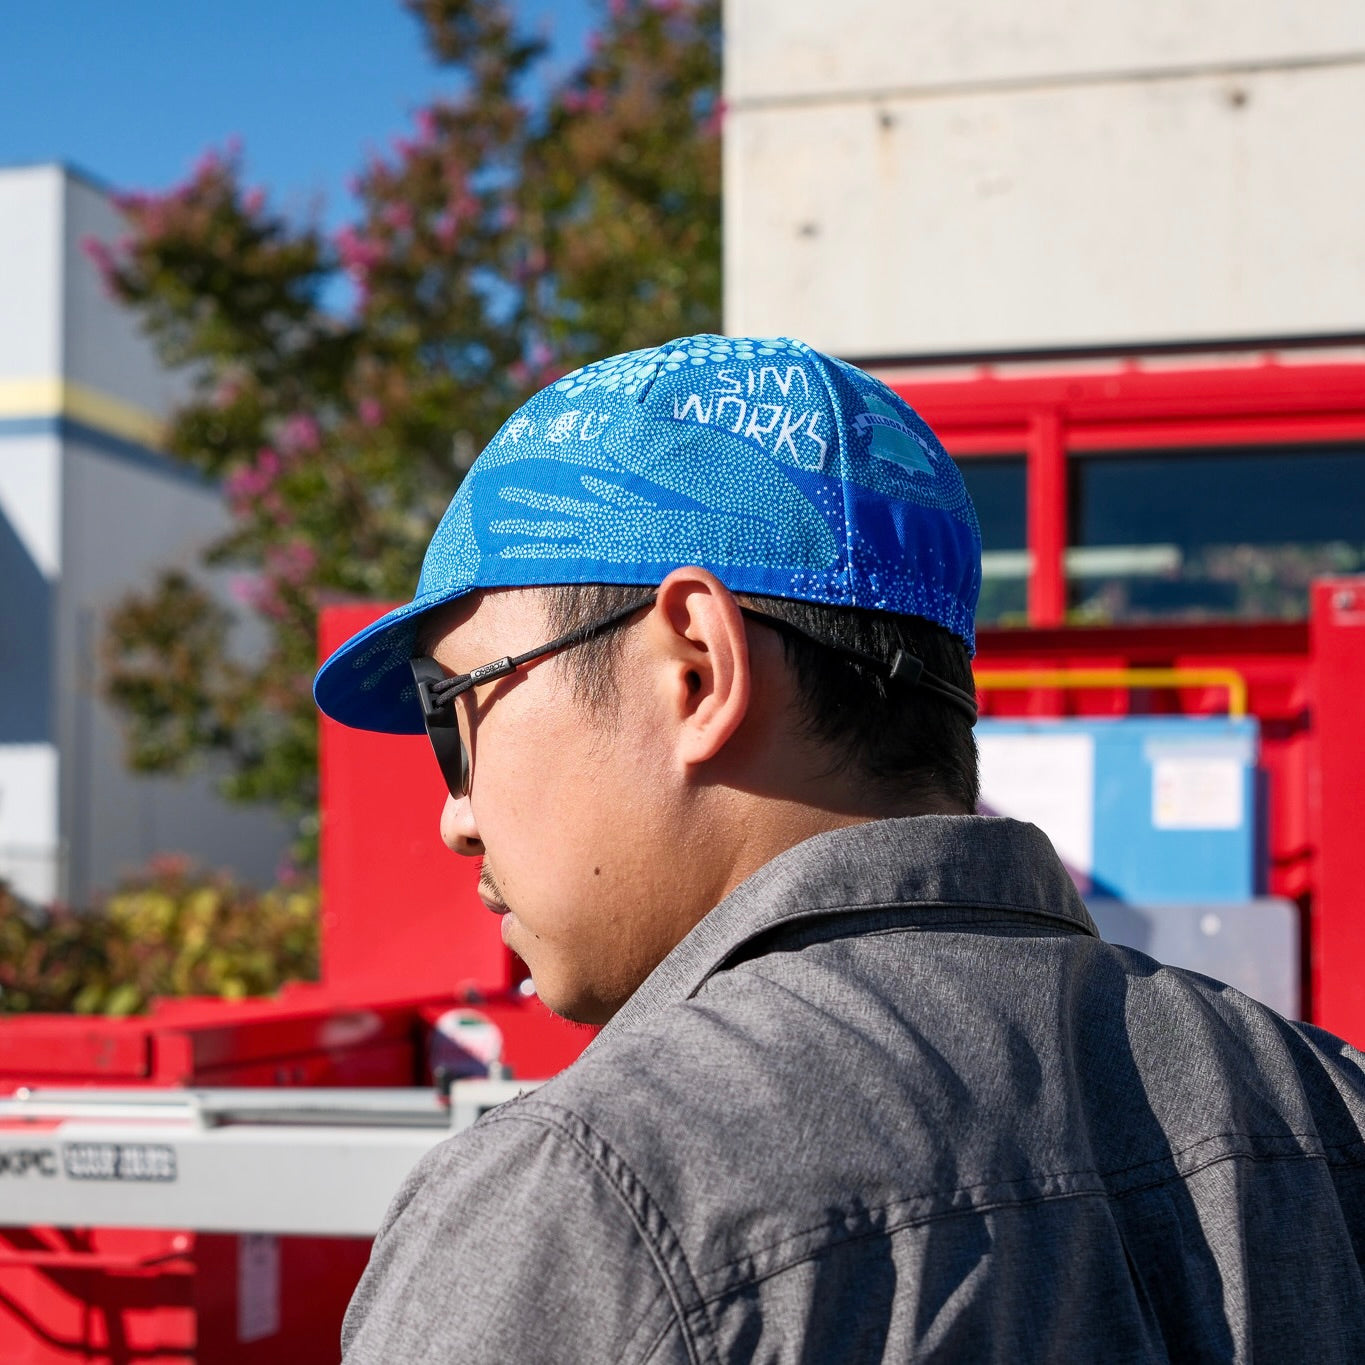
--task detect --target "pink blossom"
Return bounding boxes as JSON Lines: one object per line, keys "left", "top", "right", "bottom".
{"left": 257, "top": 591, "right": 289, "bottom": 622}
{"left": 281, "top": 413, "right": 321, "bottom": 453}
{"left": 229, "top": 574, "right": 261, "bottom": 607}
{"left": 225, "top": 465, "right": 267, "bottom": 504}
{"left": 358, "top": 398, "right": 384, "bottom": 428}
{"left": 702, "top": 97, "right": 727, "bottom": 137}
{"left": 148, "top": 852, "right": 194, "bottom": 882}
{"left": 609, "top": 0, "right": 627, "bottom": 16}
{"left": 335, "top": 225, "right": 384, "bottom": 276}
{"left": 415, "top": 108, "right": 439, "bottom": 144}
{"left": 583, "top": 89, "right": 608, "bottom": 115}
{"left": 434, "top": 213, "right": 459, "bottom": 248}
{"left": 288, "top": 540, "right": 317, "bottom": 573}
{"left": 508, "top": 360, "right": 530, "bottom": 386}
{"left": 224, "top": 446, "right": 283, "bottom": 507}
{"left": 243, "top": 187, "right": 266, "bottom": 215}
{"left": 139, "top": 200, "right": 170, "bottom": 237}
{"left": 265, "top": 540, "right": 317, "bottom": 585}
{"left": 192, "top": 148, "right": 224, "bottom": 180}
{"left": 382, "top": 202, "right": 414, "bottom": 232}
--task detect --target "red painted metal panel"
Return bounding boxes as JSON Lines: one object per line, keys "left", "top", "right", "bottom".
{"left": 1026, "top": 409, "right": 1066, "bottom": 627}
{"left": 1308, "top": 580, "right": 1365, "bottom": 1044}
{"left": 193, "top": 1234, "right": 373, "bottom": 1365}
{"left": 1066, "top": 415, "right": 1365, "bottom": 451}
{"left": 0, "top": 1227, "right": 373, "bottom": 1365}
{"left": 0, "top": 1022, "right": 151, "bottom": 1085}
{"left": 318, "top": 604, "right": 512, "bottom": 1003}
{"left": 318, "top": 603, "right": 597, "bottom": 1076}
{"left": 891, "top": 358, "right": 1365, "bottom": 430}
{"left": 0, "top": 1228, "right": 195, "bottom": 1364}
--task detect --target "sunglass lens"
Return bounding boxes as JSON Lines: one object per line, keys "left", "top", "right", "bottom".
{"left": 410, "top": 656, "right": 469, "bottom": 799}
{"left": 429, "top": 721, "right": 468, "bottom": 800}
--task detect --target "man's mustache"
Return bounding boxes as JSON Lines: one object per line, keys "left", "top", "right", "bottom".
{"left": 478, "top": 861, "right": 507, "bottom": 910}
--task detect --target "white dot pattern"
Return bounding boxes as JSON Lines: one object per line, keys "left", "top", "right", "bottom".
{"left": 314, "top": 334, "right": 983, "bottom": 733}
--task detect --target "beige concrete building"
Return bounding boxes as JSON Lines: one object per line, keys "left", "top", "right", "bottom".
{"left": 723, "top": 1, "right": 1365, "bottom": 357}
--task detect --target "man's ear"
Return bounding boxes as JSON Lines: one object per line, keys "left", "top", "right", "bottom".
{"left": 646, "top": 566, "right": 752, "bottom": 770}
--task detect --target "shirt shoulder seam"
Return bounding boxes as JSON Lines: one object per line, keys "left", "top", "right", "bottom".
{"left": 694, "top": 1130, "right": 1349, "bottom": 1290}
{"left": 481, "top": 1103, "right": 720, "bottom": 1365}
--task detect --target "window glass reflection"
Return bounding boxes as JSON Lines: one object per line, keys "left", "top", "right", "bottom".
{"left": 957, "top": 456, "right": 1027, "bottom": 626}
{"left": 1068, "top": 445, "right": 1365, "bottom": 622}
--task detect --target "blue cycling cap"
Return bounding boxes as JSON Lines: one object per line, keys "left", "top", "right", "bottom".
{"left": 314, "top": 335, "right": 981, "bottom": 734}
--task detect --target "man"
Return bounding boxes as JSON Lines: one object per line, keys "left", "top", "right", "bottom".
{"left": 315, "top": 336, "right": 1365, "bottom": 1362}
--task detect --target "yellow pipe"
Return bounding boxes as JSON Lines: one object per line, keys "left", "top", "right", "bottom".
{"left": 974, "top": 667, "right": 1248, "bottom": 718}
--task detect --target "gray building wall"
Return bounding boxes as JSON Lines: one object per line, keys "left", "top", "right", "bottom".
{"left": 723, "top": 1, "right": 1365, "bottom": 355}
{"left": 62, "top": 173, "right": 186, "bottom": 416}
{"left": 0, "top": 164, "right": 289, "bottom": 905}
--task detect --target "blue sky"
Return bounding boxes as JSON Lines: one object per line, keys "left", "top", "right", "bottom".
{"left": 0, "top": 1, "right": 595, "bottom": 229}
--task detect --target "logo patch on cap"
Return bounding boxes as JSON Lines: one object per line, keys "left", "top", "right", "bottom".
{"left": 852, "top": 395, "right": 935, "bottom": 475}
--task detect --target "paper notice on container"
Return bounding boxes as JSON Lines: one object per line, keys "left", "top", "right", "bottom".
{"left": 1152, "top": 755, "right": 1243, "bottom": 830}
{"left": 977, "top": 733, "right": 1095, "bottom": 889}
{"left": 238, "top": 1233, "right": 281, "bottom": 1343}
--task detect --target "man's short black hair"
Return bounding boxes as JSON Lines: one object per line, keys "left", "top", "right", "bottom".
{"left": 544, "top": 583, "right": 980, "bottom": 812}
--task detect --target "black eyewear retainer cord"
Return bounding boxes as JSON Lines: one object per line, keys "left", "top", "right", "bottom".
{"left": 414, "top": 593, "right": 979, "bottom": 726}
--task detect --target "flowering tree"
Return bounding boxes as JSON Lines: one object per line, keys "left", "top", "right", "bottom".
{"left": 93, "top": 0, "right": 720, "bottom": 858}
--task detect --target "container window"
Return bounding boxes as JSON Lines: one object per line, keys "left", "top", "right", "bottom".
{"left": 957, "top": 456, "right": 1027, "bottom": 625}
{"left": 1068, "top": 445, "right": 1365, "bottom": 622}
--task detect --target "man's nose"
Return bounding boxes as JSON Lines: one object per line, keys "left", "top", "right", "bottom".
{"left": 440, "top": 792, "right": 484, "bottom": 855}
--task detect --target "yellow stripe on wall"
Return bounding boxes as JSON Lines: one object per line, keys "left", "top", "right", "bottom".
{"left": 0, "top": 378, "right": 164, "bottom": 449}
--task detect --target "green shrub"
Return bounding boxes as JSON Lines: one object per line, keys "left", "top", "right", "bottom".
{"left": 0, "top": 858, "right": 318, "bottom": 1016}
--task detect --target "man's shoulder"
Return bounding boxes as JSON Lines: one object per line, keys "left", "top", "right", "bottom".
{"left": 539, "top": 929, "right": 1365, "bottom": 1182}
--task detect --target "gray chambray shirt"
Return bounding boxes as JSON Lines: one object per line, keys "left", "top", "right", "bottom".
{"left": 342, "top": 816, "right": 1365, "bottom": 1362}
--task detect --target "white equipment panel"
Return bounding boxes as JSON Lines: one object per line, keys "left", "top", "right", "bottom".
{"left": 0, "top": 1082, "right": 530, "bottom": 1237}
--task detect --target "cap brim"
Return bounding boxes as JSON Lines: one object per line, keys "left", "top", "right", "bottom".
{"left": 313, "top": 588, "right": 469, "bottom": 734}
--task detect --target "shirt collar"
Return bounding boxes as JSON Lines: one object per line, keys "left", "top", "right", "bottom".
{"left": 592, "top": 815, "right": 1096, "bottom": 1050}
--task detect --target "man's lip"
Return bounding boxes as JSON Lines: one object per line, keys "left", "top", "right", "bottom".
{"left": 477, "top": 861, "right": 506, "bottom": 914}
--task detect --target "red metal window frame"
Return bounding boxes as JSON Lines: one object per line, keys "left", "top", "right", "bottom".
{"left": 884, "top": 356, "right": 1365, "bottom": 628}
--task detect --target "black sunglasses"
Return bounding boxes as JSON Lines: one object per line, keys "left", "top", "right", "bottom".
{"left": 409, "top": 594, "right": 979, "bottom": 800}
{"left": 409, "top": 594, "right": 657, "bottom": 799}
